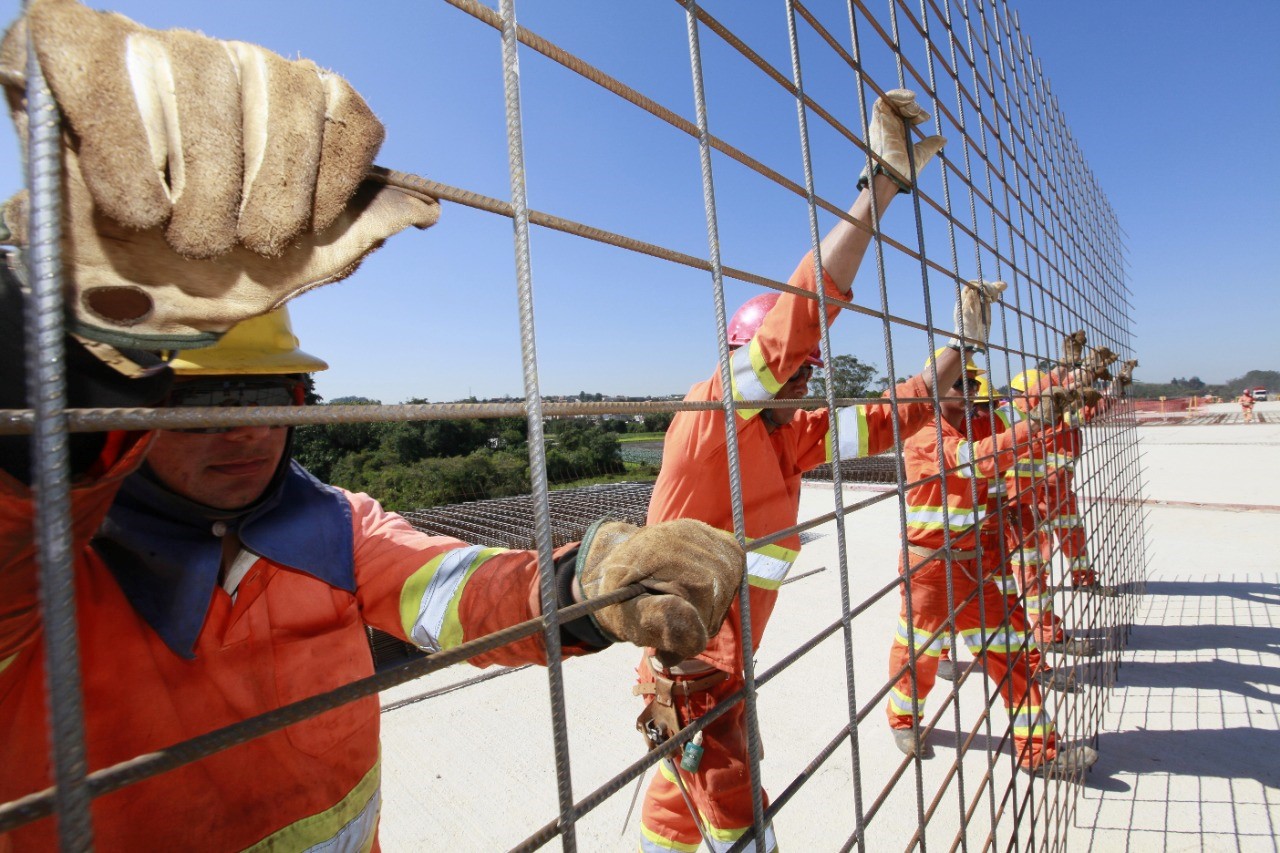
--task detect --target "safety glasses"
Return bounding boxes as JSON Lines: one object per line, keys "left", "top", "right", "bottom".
{"left": 164, "top": 377, "right": 303, "bottom": 433}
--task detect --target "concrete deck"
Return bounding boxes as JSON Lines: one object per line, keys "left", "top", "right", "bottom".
{"left": 1074, "top": 402, "right": 1280, "bottom": 852}
{"left": 375, "top": 402, "right": 1280, "bottom": 851}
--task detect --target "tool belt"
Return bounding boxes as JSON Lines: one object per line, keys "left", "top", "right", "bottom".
{"left": 633, "top": 667, "right": 729, "bottom": 753}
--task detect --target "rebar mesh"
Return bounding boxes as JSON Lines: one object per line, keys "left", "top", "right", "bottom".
{"left": 3, "top": 1, "right": 1143, "bottom": 851}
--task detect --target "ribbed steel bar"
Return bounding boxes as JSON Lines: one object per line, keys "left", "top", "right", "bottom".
{"left": 781, "top": 3, "right": 869, "bottom": 852}
{"left": 22, "top": 31, "right": 94, "bottom": 853}
{"left": 494, "top": 1, "right": 579, "bottom": 849}
{"left": 681, "top": 3, "right": 767, "bottom": 848}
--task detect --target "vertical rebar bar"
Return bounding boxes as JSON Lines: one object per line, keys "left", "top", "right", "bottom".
{"left": 23, "top": 33, "right": 94, "bottom": 853}
{"left": 495, "top": 1, "right": 578, "bottom": 848}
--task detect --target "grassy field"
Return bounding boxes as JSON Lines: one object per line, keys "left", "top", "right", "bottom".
{"left": 616, "top": 433, "right": 666, "bottom": 443}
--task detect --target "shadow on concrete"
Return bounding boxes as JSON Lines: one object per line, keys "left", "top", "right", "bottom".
{"left": 1086, "top": 726, "right": 1280, "bottom": 790}
{"left": 1142, "top": 579, "right": 1280, "bottom": 606}
{"left": 1120, "top": 624, "right": 1280, "bottom": 655}
{"left": 1082, "top": 658, "right": 1280, "bottom": 705}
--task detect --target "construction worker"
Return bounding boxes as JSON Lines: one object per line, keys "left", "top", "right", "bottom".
{"left": 0, "top": 3, "right": 745, "bottom": 848}
{"left": 1239, "top": 389, "right": 1256, "bottom": 423}
{"left": 885, "top": 362, "right": 1099, "bottom": 772}
{"left": 634, "top": 88, "right": 1012, "bottom": 852}
{"left": 1008, "top": 338, "right": 1122, "bottom": 601}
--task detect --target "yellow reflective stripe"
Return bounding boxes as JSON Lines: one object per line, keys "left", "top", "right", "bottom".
{"left": 0, "top": 651, "right": 17, "bottom": 677}
{"left": 827, "top": 404, "right": 872, "bottom": 462}
{"left": 1009, "top": 548, "right": 1044, "bottom": 566}
{"left": 641, "top": 825, "right": 701, "bottom": 853}
{"left": 960, "top": 627, "right": 1031, "bottom": 655}
{"left": 994, "top": 402, "right": 1024, "bottom": 430}
{"left": 955, "top": 441, "right": 980, "bottom": 478}
{"left": 244, "top": 758, "right": 380, "bottom": 853}
{"left": 730, "top": 339, "right": 784, "bottom": 420}
{"left": 906, "top": 504, "right": 984, "bottom": 530}
{"left": 399, "top": 546, "right": 505, "bottom": 652}
{"left": 1011, "top": 706, "right": 1054, "bottom": 737}
{"left": 743, "top": 540, "right": 797, "bottom": 590}
{"left": 650, "top": 763, "right": 777, "bottom": 852}
{"left": 889, "top": 686, "right": 922, "bottom": 716}
{"left": 894, "top": 617, "right": 945, "bottom": 656}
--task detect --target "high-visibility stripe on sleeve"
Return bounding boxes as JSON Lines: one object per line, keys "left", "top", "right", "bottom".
{"left": 955, "top": 441, "right": 980, "bottom": 478}
{"left": 730, "top": 339, "right": 784, "bottom": 420}
{"left": 399, "top": 545, "right": 505, "bottom": 652}
{"left": 244, "top": 758, "right": 380, "bottom": 853}
{"left": 826, "top": 404, "right": 872, "bottom": 461}
{"left": 994, "top": 402, "right": 1024, "bottom": 430}
{"left": 1009, "top": 548, "right": 1045, "bottom": 567}
{"left": 744, "top": 541, "right": 799, "bottom": 590}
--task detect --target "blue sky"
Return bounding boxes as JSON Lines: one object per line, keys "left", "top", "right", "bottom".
{"left": 2, "top": 1, "right": 1276, "bottom": 402}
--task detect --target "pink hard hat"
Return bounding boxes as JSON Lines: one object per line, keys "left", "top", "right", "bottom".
{"left": 727, "top": 293, "right": 824, "bottom": 367}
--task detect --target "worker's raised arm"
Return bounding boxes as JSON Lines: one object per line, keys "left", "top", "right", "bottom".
{"left": 818, "top": 91, "right": 945, "bottom": 292}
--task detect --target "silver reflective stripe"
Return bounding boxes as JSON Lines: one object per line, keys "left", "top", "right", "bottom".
{"left": 906, "top": 506, "right": 984, "bottom": 529}
{"left": 955, "top": 441, "right": 978, "bottom": 478}
{"left": 410, "top": 545, "right": 486, "bottom": 652}
{"left": 745, "top": 550, "right": 793, "bottom": 589}
{"left": 706, "top": 824, "right": 778, "bottom": 853}
{"left": 831, "top": 404, "right": 871, "bottom": 459}
{"left": 729, "top": 340, "right": 782, "bottom": 405}
{"left": 300, "top": 787, "right": 381, "bottom": 853}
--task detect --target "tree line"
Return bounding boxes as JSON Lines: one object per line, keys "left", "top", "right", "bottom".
{"left": 293, "top": 389, "right": 670, "bottom": 512}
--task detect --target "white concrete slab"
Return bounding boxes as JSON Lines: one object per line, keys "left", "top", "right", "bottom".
{"left": 373, "top": 417, "right": 1280, "bottom": 851}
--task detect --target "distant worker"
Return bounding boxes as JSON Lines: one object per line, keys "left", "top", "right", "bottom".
{"left": 0, "top": 2, "right": 744, "bottom": 849}
{"left": 634, "top": 88, "right": 1008, "bottom": 852}
{"left": 1239, "top": 389, "right": 1256, "bottom": 423}
{"left": 885, "top": 360, "right": 1099, "bottom": 773}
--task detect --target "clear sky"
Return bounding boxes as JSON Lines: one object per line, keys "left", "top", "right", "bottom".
{"left": 1, "top": 1, "right": 1276, "bottom": 403}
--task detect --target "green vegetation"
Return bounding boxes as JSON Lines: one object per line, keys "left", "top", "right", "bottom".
{"left": 293, "top": 395, "right": 664, "bottom": 511}
{"left": 1128, "top": 369, "right": 1278, "bottom": 400}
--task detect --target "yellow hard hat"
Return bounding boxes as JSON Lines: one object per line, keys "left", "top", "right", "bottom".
{"left": 923, "top": 346, "right": 985, "bottom": 377}
{"left": 165, "top": 307, "right": 328, "bottom": 375}
{"left": 973, "top": 375, "right": 996, "bottom": 404}
{"left": 1010, "top": 369, "right": 1044, "bottom": 394}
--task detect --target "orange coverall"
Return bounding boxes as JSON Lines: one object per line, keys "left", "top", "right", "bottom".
{"left": 887, "top": 417, "right": 1064, "bottom": 769}
{"left": 0, "top": 433, "right": 586, "bottom": 851}
{"left": 638, "top": 253, "right": 935, "bottom": 853}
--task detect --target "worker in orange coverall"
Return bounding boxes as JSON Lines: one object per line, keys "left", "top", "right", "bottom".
{"left": 884, "top": 365, "right": 1101, "bottom": 773}
{"left": 0, "top": 2, "right": 744, "bottom": 849}
{"left": 1002, "top": 338, "right": 1123, "bottom": 659}
{"left": 635, "top": 88, "right": 1009, "bottom": 852}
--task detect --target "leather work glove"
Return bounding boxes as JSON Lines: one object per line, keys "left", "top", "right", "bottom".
{"left": 857, "top": 89, "right": 947, "bottom": 194}
{"left": 576, "top": 519, "right": 744, "bottom": 666}
{"left": 1026, "top": 385, "right": 1079, "bottom": 425}
{"left": 1061, "top": 330, "right": 1088, "bottom": 366}
{"left": 0, "top": 0, "right": 439, "bottom": 351}
{"left": 1079, "top": 346, "right": 1119, "bottom": 382}
{"left": 1116, "top": 359, "right": 1138, "bottom": 392}
{"left": 952, "top": 279, "right": 1007, "bottom": 351}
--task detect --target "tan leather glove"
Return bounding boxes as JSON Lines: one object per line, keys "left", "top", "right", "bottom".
{"left": 857, "top": 89, "right": 946, "bottom": 194}
{"left": 1, "top": 0, "right": 438, "bottom": 350}
{"left": 952, "top": 279, "right": 1006, "bottom": 350}
{"left": 577, "top": 519, "right": 743, "bottom": 665}
{"left": 1080, "top": 346, "right": 1119, "bottom": 381}
{"left": 1061, "top": 330, "right": 1088, "bottom": 366}
{"left": 1026, "top": 386, "right": 1079, "bottom": 425}
{"left": 1117, "top": 359, "right": 1138, "bottom": 388}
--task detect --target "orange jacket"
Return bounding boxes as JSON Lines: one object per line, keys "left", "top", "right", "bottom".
{"left": 647, "top": 252, "right": 935, "bottom": 672}
{"left": 902, "top": 416, "right": 1061, "bottom": 564}
{"left": 1, "top": 435, "right": 577, "bottom": 851}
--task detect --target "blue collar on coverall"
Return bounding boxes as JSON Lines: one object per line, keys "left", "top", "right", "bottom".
{"left": 95, "top": 457, "right": 356, "bottom": 659}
